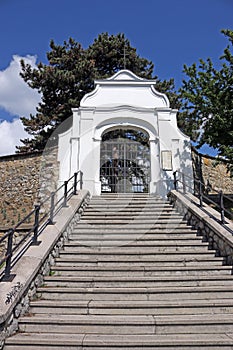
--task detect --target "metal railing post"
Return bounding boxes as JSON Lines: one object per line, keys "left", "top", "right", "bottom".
{"left": 49, "top": 192, "right": 55, "bottom": 224}
{"left": 182, "top": 173, "right": 186, "bottom": 194}
{"left": 80, "top": 171, "right": 83, "bottom": 190}
{"left": 33, "top": 205, "right": 40, "bottom": 245}
{"left": 3, "top": 229, "right": 14, "bottom": 281}
{"left": 199, "top": 180, "right": 203, "bottom": 207}
{"left": 73, "top": 172, "right": 78, "bottom": 195}
{"left": 219, "top": 190, "right": 226, "bottom": 224}
{"left": 173, "top": 171, "right": 177, "bottom": 190}
{"left": 63, "top": 181, "right": 68, "bottom": 207}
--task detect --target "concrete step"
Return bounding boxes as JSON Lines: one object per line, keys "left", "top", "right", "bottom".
{"left": 18, "top": 315, "right": 155, "bottom": 334}
{"left": 43, "top": 275, "right": 233, "bottom": 288}
{"left": 75, "top": 222, "right": 190, "bottom": 229}
{"left": 36, "top": 285, "right": 233, "bottom": 301}
{"left": 5, "top": 332, "right": 233, "bottom": 350}
{"left": 66, "top": 240, "right": 205, "bottom": 248}
{"left": 69, "top": 230, "right": 202, "bottom": 241}
{"left": 64, "top": 240, "right": 208, "bottom": 248}
{"left": 91, "top": 195, "right": 164, "bottom": 201}
{"left": 78, "top": 218, "right": 186, "bottom": 225}
{"left": 62, "top": 246, "right": 211, "bottom": 254}
{"left": 17, "top": 314, "right": 233, "bottom": 335}
{"left": 29, "top": 297, "right": 233, "bottom": 316}
{"left": 82, "top": 212, "right": 182, "bottom": 218}
{"left": 60, "top": 245, "right": 213, "bottom": 253}
{"left": 72, "top": 227, "right": 197, "bottom": 234}
{"left": 86, "top": 206, "right": 173, "bottom": 212}
{"left": 51, "top": 264, "right": 232, "bottom": 276}
{"left": 56, "top": 254, "right": 220, "bottom": 265}
{"left": 54, "top": 255, "right": 223, "bottom": 266}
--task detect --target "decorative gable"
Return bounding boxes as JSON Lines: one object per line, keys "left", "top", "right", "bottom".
{"left": 80, "top": 69, "right": 170, "bottom": 108}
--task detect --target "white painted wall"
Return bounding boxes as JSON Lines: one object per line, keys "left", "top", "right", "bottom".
{"left": 58, "top": 70, "right": 193, "bottom": 197}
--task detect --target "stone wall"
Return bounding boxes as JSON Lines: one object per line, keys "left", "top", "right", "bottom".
{"left": 192, "top": 149, "right": 233, "bottom": 194}
{"left": 0, "top": 148, "right": 59, "bottom": 230}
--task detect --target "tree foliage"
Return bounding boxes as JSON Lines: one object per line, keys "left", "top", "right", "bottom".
{"left": 178, "top": 29, "right": 233, "bottom": 171}
{"left": 18, "top": 33, "right": 179, "bottom": 152}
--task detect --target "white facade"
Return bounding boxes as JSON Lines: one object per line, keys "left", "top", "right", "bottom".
{"left": 57, "top": 70, "right": 193, "bottom": 197}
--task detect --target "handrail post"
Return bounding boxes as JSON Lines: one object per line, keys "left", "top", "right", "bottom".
{"left": 173, "top": 171, "right": 177, "bottom": 190}
{"left": 80, "top": 171, "right": 83, "bottom": 190}
{"left": 49, "top": 192, "right": 55, "bottom": 224}
{"left": 32, "top": 205, "right": 40, "bottom": 245}
{"left": 199, "top": 180, "right": 203, "bottom": 207}
{"left": 3, "top": 229, "right": 14, "bottom": 281}
{"left": 73, "top": 172, "right": 78, "bottom": 195}
{"left": 182, "top": 173, "right": 186, "bottom": 194}
{"left": 63, "top": 180, "right": 68, "bottom": 207}
{"left": 219, "top": 190, "right": 226, "bottom": 224}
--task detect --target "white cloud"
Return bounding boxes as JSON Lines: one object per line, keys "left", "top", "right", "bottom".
{"left": 0, "top": 118, "right": 29, "bottom": 156}
{"left": 0, "top": 55, "right": 41, "bottom": 156}
{"left": 0, "top": 55, "right": 41, "bottom": 117}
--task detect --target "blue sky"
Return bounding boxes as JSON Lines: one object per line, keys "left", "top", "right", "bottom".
{"left": 0, "top": 0, "right": 232, "bottom": 155}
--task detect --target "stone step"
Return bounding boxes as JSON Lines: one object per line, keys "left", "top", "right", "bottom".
{"left": 18, "top": 315, "right": 155, "bottom": 334}
{"left": 86, "top": 204, "right": 172, "bottom": 210}
{"left": 69, "top": 232, "right": 202, "bottom": 245}
{"left": 17, "top": 314, "right": 233, "bottom": 335}
{"left": 43, "top": 275, "right": 233, "bottom": 288}
{"left": 75, "top": 222, "right": 190, "bottom": 229}
{"left": 72, "top": 227, "right": 196, "bottom": 233}
{"left": 61, "top": 244, "right": 213, "bottom": 252}
{"left": 5, "top": 332, "right": 233, "bottom": 350}
{"left": 82, "top": 212, "right": 182, "bottom": 218}
{"left": 29, "top": 297, "right": 233, "bottom": 316}
{"left": 51, "top": 264, "right": 232, "bottom": 276}
{"left": 36, "top": 285, "right": 233, "bottom": 301}
{"left": 62, "top": 246, "right": 211, "bottom": 254}
{"left": 55, "top": 255, "right": 222, "bottom": 265}
{"left": 78, "top": 218, "right": 186, "bottom": 225}
{"left": 57, "top": 253, "right": 219, "bottom": 263}
{"left": 64, "top": 240, "right": 208, "bottom": 248}
{"left": 54, "top": 262, "right": 224, "bottom": 269}
{"left": 68, "top": 238, "right": 204, "bottom": 246}
{"left": 91, "top": 195, "right": 164, "bottom": 200}
{"left": 81, "top": 211, "right": 177, "bottom": 218}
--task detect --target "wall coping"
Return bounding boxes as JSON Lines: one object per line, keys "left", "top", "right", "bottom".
{"left": 0, "top": 150, "right": 43, "bottom": 162}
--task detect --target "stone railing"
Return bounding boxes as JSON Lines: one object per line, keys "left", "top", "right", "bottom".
{"left": 0, "top": 189, "right": 90, "bottom": 349}
{"left": 168, "top": 190, "right": 233, "bottom": 266}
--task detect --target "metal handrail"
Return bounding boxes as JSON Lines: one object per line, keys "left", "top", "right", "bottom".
{"left": 0, "top": 171, "right": 83, "bottom": 282}
{"left": 173, "top": 170, "right": 233, "bottom": 230}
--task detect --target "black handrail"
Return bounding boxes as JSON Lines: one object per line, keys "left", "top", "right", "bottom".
{"left": 0, "top": 171, "right": 83, "bottom": 282}
{"left": 173, "top": 170, "right": 233, "bottom": 230}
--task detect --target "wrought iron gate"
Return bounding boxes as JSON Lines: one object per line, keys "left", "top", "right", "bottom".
{"left": 100, "top": 129, "right": 150, "bottom": 193}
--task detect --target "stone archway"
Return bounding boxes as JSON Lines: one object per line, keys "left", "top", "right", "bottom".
{"left": 99, "top": 128, "right": 150, "bottom": 193}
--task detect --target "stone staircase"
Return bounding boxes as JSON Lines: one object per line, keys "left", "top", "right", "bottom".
{"left": 4, "top": 194, "right": 233, "bottom": 349}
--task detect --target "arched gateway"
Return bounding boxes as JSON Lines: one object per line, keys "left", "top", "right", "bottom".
{"left": 100, "top": 128, "right": 150, "bottom": 193}
{"left": 57, "top": 70, "right": 193, "bottom": 197}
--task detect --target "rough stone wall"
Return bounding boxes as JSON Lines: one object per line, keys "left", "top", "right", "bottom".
{"left": 0, "top": 148, "right": 59, "bottom": 230}
{"left": 0, "top": 152, "right": 42, "bottom": 229}
{"left": 192, "top": 149, "right": 233, "bottom": 194}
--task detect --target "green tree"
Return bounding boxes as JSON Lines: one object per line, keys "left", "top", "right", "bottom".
{"left": 178, "top": 29, "right": 233, "bottom": 171}
{"left": 18, "top": 33, "right": 179, "bottom": 152}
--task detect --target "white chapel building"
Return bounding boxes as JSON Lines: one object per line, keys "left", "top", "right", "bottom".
{"left": 57, "top": 70, "right": 193, "bottom": 197}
